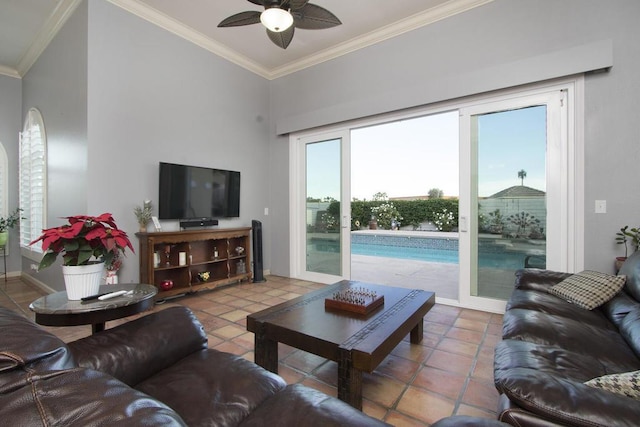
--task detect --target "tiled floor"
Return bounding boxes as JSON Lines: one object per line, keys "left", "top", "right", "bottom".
{"left": 1, "top": 276, "right": 503, "bottom": 426}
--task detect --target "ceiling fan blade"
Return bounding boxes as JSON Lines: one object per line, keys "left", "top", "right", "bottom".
{"left": 267, "top": 26, "right": 295, "bottom": 49}
{"left": 292, "top": 4, "right": 341, "bottom": 30}
{"left": 218, "top": 11, "right": 262, "bottom": 27}
{"left": 246, "top": 0, "right": 264, "bottom": 5}
{"left": 288, "top": 0, "right": 309, "bottom": 10}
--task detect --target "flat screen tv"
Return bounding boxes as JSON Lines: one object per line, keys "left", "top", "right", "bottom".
{"left": 158, "top": 162, "right": 240, "bottom": 220}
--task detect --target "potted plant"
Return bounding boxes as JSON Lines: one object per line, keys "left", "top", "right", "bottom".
{"left": 0, "top": 208, "right": 24, "bottom": 246}
{"left": 615, "top": 225, "right": 639, "bottom": 271}
{"left": 30, "top": 213, "right": 134, "bottom": 299}
{"left": 134, "top": 200, "right": 153, "bottom": 232}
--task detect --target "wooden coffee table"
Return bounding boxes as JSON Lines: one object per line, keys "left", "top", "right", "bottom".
{"left": 247, "top": 280, "right": 435, "bottom": 409}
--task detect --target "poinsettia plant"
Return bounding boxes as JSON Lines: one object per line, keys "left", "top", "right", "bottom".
{"left": 30, "top": 213, "right": 134, "bottom": 270}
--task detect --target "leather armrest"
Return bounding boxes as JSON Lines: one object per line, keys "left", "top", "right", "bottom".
{"left": 496, "top": 368, "right": 640, "bottom": 427}
{"left": 514, "top": 269, "right": 572, "bottom": 292}
{"left": 68, "top": 306, "right": 207, "bottom": 386}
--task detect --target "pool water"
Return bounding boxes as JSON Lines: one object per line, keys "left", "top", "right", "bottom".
{"left": 351, "top": 243, "right": 534, "bottom": 269}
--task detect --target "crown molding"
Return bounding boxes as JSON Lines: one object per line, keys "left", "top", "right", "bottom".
{"left": 268, "top": 0, "right": 495, "bottom": 79}
{"left": 0, "top": 65, "right": 20, "bottom": 79}
{"left": 109, "top": 0, "right": 493, "bottom": 80}
{"left": 16, "top": 0, "right": 84, "bottom": 77}
{"left": 106, "top": 0, "right": 271, "bottom": 79}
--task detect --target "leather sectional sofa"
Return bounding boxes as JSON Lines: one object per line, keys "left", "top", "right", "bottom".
{"left": 494, "top": 250, "right": 640, "bottom": 426}
{"left": 0, "top": 304, "right": 388, "bottom": 426}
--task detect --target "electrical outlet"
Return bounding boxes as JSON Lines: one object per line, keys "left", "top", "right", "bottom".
{"left": 264, "top": 207, "right": 269, "bottom": 216}
{"left": 595, "top": 200, "right": 606, "bottom": 214}
{"left": 30, "top": 263, "right": 38, "bottom": 271}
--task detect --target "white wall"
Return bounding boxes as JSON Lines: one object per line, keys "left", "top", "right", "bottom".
{"left": 85, "top": 1, "right": 271, "bottom": 284}
{"left": 21, "top": 1, "right": 89, "bottom": 290}
{"left": 0, "top": 74, "right": 22, "bottom": 273}
{"left": 269, "top": 0, "right": 640, "bottom": 275}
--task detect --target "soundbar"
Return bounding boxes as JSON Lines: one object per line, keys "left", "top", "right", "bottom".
{"left": 180, "top": 218, "right": 219, "bottom": 229}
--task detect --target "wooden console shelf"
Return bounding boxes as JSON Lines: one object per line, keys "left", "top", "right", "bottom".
{"left": 136, "top": 227, "right": 252, "bottom": 300}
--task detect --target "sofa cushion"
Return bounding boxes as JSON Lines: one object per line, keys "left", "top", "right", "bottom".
{"left": 136, "top": 349, "right": 286, "bottom": 427}
{"left": 239, "top": 384, "right": 390, "bottom": 427}
{"left": 506, "top": 289, "right": 615, "bottom": 330}
{"left": 502, "top": 309, "right": 640, "bottom": 371}
{"left": 548, "top": 270, "right": 626, "bottom": 310}
{"left": 585, "top": 370, "right": 640, "bottom": 399}
{"left": 0, "top": 367, "right": 185, "bottom": 426}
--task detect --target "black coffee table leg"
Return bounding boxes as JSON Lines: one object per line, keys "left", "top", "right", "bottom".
{"left": 254, "top": 330, "right": 279, "bottom": 373}
{"left": 410, "top": 317, "right": 424, "bottom": 344}
{"left": 92, "top": 322, "right": 105, "bottom": 334}
{"left": 338, "top": 349, "right": 363, "bottom": 410}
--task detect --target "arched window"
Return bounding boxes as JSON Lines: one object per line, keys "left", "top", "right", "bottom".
{"left": 19, "top": 108, "right": 47, "bottom": 257}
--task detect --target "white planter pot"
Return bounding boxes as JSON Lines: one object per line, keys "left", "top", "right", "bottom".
{"left": 62, "top": 262, "right": 105, "bottom": 300}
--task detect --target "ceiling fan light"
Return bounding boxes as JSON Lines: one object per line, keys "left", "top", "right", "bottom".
{"left": 260, "top": 8, "right": 293, "bottom": 32}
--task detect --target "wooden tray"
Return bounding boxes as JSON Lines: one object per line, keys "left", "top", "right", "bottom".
{"left": 325, "top": 294, "right": 384, "bottom": 315}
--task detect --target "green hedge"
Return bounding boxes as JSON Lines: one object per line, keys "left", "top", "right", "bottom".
{"left": 326, "top": 199, "right": 459, "bottom": 230}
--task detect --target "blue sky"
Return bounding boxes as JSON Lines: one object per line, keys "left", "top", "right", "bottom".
{"left": 307, "top": 106, "right": 546, "bottom": 200}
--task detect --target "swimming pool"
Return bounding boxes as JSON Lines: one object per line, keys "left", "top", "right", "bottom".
{"left": 309, "top": 233, "right": 541, "bottom": 269}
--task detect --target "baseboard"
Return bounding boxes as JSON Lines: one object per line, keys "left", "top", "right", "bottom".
{"left": 20, "top": 272, "right": 56, "bottom": 294}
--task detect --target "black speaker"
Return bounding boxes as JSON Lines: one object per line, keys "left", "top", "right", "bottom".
{"left": 252, "top": 220, "right": 266, "bottom": 283}
{"left": 180, "top": 218, "right": 218, "bottom": 229}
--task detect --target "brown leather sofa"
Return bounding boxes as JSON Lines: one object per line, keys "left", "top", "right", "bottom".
{"left": 0, "top": 305, "right": 389, "bottom": 426}
{"left": 494, "top": 251, "right": 640, "bottom": 426}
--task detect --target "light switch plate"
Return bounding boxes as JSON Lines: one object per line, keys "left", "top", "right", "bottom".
{"left": 595, "top": 200, "right": 606, "bottom": 214}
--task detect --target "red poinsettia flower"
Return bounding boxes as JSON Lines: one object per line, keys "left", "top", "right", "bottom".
{"left": 30, "top": 213, "right": 134, "bottom": 270}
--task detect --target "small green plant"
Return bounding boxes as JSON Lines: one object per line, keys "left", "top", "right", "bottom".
{"left": 616, "top": 225, "right": 640, "bottom": 258}
{"left": 0, "top": 208, "right": 24, "bottom": 232}
{"left": 134, "top": 200, "right": 153, "bottom": 229}
{"left": 487, "top": 209, "right": 504, "bottom": 234}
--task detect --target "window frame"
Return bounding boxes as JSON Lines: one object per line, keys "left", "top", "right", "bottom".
{"left": 19, "top": 107, "right": 47, "bottom": 261}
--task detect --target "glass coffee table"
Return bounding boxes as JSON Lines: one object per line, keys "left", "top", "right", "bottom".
{"left": 29, "top": 283, "right": 157, "bottom": 334}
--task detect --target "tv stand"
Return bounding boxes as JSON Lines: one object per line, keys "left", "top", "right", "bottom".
{"left": 179, "top": 218, "right": 219, "bottom": 229}
{"left": 136, "top": 227, "right": 252, "bottom": 300}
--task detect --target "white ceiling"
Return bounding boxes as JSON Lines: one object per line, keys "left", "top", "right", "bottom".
{"left": 0, "top": 0, "right": 492, "bottom": 79}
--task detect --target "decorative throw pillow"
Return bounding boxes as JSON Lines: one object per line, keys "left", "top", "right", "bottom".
{"left": 548, "top": 270, "right": 626, "bottom": 310}
{"left": 585, "top": 371, "right": 640, "bottom": 399}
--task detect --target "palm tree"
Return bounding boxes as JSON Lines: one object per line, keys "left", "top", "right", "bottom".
{"left": 518, "top": 169, "right": 527, "bottom": 186}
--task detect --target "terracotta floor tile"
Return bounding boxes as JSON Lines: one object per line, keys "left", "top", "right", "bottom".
{"left": 412, "top": 366, "right": 466, "bottom": 400}
{"left": 283, "top": 350, "right": 327, "bottom": 374}
{"left": 391, "top": 340, "right": 433, "bottom": 364}
{"left": 362, "top": 372, "right": 406, "bottom": 408}
{"left": 277, "top": 364, "right": 306, "bottom": 384}
{"left": 454, "top": 317, "right": 488, "bottom": 333}
{"left": 396, "top": 386, "right": 455, "bottom": 424}
{"left": 211, "top": 324, "right": 245, "bottom": 339}
{"left": 472, "top": 356, "right": 494, "bottom": 381}
{"left": 462, "top": 379, "right": 500, "bottom": 411}
{"left": 459, "top": 309, "right": 493, "bottom": 322}
{"left": 385, "top": 411, "right": 428, "bottom": 427}
{"left": 374, "top": 354, "right": 421, "bottom": 383}
{"left": 436, "top": 337, "right": 479, "bottom": 358}
{"left": 426, "top": 349, "right": 475, "bottom": 376}
{"left": 445, "top": 327, "right": 485, "bottom": 344}
{"left": 219, "top": 309, "right": 251, "bottom": 322}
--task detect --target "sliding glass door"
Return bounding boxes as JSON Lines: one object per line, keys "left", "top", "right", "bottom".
{"left": 291, "top": 130, "right": 351, "bottom": 283}
{"left": 459, "top": 88, "right": 572, "bottom": 311}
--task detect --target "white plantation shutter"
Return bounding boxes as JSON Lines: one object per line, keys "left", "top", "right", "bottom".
{"left": 19, "top": 108, "right": 47, "bottom": 255}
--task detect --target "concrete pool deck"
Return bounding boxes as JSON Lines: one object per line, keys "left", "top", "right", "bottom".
{"left": 351, "top": 254, "right": 515, "bottom": 301}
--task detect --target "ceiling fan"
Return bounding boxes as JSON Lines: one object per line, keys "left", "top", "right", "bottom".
{"left": 218, "top": 0, "right": 341, "bottom": 49}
